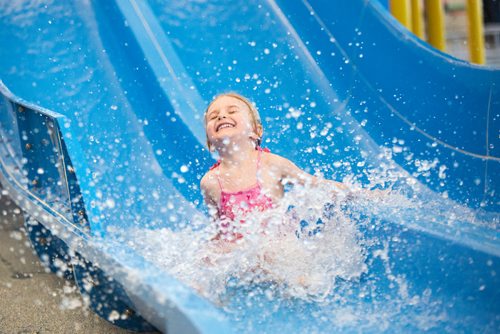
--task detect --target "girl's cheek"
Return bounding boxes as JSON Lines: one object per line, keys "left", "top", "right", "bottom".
{"left": 207, "top": 123, "right": 215, "bottom": 134}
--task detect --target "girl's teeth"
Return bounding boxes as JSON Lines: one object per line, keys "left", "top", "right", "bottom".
{"left": 218, "top": 124, "right": 233, "bottom": 131}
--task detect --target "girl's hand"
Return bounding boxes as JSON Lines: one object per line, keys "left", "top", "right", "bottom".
{"left": 210, "top": 237, "right": 238, "bottom": 254}
{"left": 202, "top": 255, "right": 215, "bottom": 266}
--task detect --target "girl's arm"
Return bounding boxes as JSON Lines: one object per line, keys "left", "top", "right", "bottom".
{"left": 272, "top": 154, "right": 347, "bottom": 192}
{"left": 198, "top": 181, "right": 234, "bottom": 263}
{"left": 200, "top": 173, "right": 220, "bottom": 220}
{"left": 273, "top": 154, "right": 388, "bottom": 201}
{"left": 200, "top": 174, "right": 238, "bottom": 246}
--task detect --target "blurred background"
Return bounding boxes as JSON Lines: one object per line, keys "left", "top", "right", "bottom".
{"left": 383, "top": 0, "right": 500, "bottom": 66}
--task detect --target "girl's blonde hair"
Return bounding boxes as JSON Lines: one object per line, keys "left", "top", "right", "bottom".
{"left": 204, "top": 92, "right": 263, "bottom": 151}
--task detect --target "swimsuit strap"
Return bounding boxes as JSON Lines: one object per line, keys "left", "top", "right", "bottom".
{"left": 256, "top": 147, "right": 263, "bottom": 186}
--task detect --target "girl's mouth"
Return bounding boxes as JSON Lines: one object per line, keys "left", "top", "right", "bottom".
{"left": 216, "top": 122, "right": 235, "bottom": 132}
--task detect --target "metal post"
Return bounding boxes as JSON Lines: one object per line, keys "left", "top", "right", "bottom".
{"left": 424, "top": 0, "right": 446, "bottom": 51}
{"left": 411, "top": 0, "right": 425, "bottom": 38}
{"left": 466, "top": 0, "right": 486, "bottom": 64}
{"left": 390, "top": 0, "right": 412, "bottom": 30}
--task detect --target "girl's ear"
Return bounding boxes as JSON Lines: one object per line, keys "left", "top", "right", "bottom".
{"left": 249, "top": 125, "right": 264, "bottom": 146}
{"left": 255, "top": 124, "right": 263, "bottom": 138}
{"left": 249, "top": 129, "right": 262, "bottom": 140}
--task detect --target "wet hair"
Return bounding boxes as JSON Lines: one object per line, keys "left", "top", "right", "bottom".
{"left": 204, "top": 92, "right": 263, "bottom": 151}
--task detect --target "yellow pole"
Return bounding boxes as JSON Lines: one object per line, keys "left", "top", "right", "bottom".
{"left": 411, "top": 0, "right": 424, "bottom": 38}
{"left": 466, "top": 0, "right": 485, "bottom": 64}
{"left": 424, "top": 0, "right": 446, "bottom": 51}
{"left": 390, "top": 0, "right": 412, "bottom": 30}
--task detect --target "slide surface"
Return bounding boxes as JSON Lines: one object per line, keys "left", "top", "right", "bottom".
{"left": 1, "top": 0, "right": 499, "bottom": 333}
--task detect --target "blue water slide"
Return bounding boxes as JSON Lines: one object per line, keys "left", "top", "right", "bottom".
{"left": 0, "top": 0, "right": 498, "bottom": 333}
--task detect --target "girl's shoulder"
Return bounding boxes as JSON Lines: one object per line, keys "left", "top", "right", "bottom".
{"left": 260, "top": 150, "right": 295, "bottom": 174}
{"left": 200, "top": 167, "right": 218, "bottom": 191}
{"left": 200, "top": 170, "right": 219, "bottom": 207}
{"left": 261, "top": 149, "right": 288, "bottom": 165}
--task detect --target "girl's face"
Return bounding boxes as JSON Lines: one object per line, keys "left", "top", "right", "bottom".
{"left": 205, "top": 96, "right": 256, "bottom": 150}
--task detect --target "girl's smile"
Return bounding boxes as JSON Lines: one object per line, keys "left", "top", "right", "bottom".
{"left": 215, "top": 121, "right": 235, "bottom": 132}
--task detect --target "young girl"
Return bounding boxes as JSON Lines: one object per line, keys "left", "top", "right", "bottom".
{"left": 200, "top": 92, "right": 348, "bottom": 242}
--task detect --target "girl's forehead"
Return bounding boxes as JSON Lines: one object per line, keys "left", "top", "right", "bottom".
{"left": 208, "top": 96, "right": 247, "bottom": 112}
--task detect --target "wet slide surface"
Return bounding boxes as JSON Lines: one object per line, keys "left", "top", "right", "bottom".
{"left": 0, "top": 0, "right": 499, "bottom": 333}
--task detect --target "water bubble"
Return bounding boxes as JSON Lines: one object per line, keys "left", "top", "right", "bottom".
{"left": 393, "top": 146, "right": 403, "bottom": 154}
{"left": 438, "top": 165, "right": 447, "bottom": 179}
{"left": 105, "top": 198, "right": 115, "bottom": 209}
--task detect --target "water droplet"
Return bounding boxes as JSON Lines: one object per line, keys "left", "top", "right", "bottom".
{"left": 106, "top": 198, "right": 115, "bottom": 209}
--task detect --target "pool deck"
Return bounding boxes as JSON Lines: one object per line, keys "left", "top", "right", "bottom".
{"left": 0, "top": 188, "right": 146, "bottom": 334}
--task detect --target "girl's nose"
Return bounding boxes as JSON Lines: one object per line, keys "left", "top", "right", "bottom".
{"left": 218, "top": 114, "right": 226, "bottom": 120}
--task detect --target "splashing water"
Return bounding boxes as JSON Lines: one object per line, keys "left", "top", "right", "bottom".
{"left": 123, "top": 184, "right": 368, "bottom": 303}
{"left": 115, "top": 170, "right": 498, "bottom": 332}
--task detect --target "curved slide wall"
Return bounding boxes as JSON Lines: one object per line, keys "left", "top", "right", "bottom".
{"left": 0, "top": 0, "right": 499, "bottom": 333}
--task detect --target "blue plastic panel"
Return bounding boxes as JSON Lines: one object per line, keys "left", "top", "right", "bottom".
{"left": 0, "top": 0, "right": 499, "bottom": 333}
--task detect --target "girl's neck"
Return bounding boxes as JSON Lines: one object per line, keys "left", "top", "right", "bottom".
{"left": 217, "top": 141, "right": 257, "bottom": 168}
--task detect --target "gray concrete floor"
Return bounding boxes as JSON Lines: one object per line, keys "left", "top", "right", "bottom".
{"left": 0, "top": 189, "right": 149, "bottom": 334}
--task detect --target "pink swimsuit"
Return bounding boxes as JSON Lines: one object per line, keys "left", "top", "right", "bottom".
{"left": 213, "top": 148, "right": 274, "bottom": 240}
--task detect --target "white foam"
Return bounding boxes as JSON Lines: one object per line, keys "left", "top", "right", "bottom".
{"left": 121, "top": 184, "right": 370, "bottom": 303}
